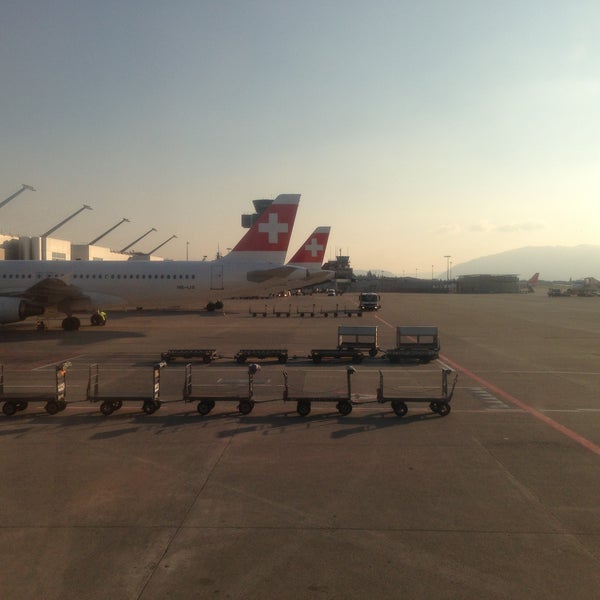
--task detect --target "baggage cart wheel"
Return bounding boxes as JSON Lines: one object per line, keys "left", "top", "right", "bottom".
{"left": 113, "top": 399, "right": 123, "bottom": 411}
{"left": 142, "top": 400, "right": 159, "bottom": 415}
{"left": 2, "top": 401, "right": 17, "bottom": 417}
{"left": 45, "top": 400, "right": 60, "bottom": 415}
{"left": 437, "top": 403, "right": 451, "bottom": 417}
{"left": 202, "top": 355, "right": 212, "bottom": 364}
{"left": 100, "top": 401, "right": 114, "bottom": 416}
{"left": 278, "top": 354, "right": 288, "bottom": 364}
{"left": 369, "top": 348, "right": 378, "bottom": 357}
{"left": 197, "top": 400, "right": 213, "bottom": 416}
{"left": 392, "top": 400, "right": 408, "bottom": 417}
{"left": 297, "top": 400, "right": 311, "bottom": 417}
{"left": 337, "top": 401, "right": 352, "bottom": 416}
{"left": 351, "top": 354, "right": 363, "bottom": 364}
{"left": 238, "top": 400, "right": 254, "bottom": 415}
{"left": 57, "top": 400, "right": 67, "bottom": 412}
{"left": 429, "top": 402, "right": 439, "bottom": 413}
{"left": 16, "top": 400, "right": 28, "bottom": 411}
{"left": 236, "top": 355, "right": 247, "bottom": 364}
{"left": 312, "top": 355, "right": 322, "bottom": 364}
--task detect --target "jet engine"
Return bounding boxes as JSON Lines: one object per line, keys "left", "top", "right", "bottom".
{"left": 0, "top": 298, "right": 44, "bottom": 324}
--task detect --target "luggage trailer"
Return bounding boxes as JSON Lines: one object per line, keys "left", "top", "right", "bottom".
{"left": 310, "top": 326, "right": 378, "bottom": 364}
{"left": 161, "top": 349, "right": 217, "bottom": 363}
{"left": 183, "top": 363, "right": 260, "bottom": 415}
{"left": 376, "top": 367, "right": 458, "bottom": 417}
{"left": 282, "top": 366, "right": 356, "bottom": 416}
{"left": 1, "top": 362, "right": 70, "bottom": 416}
{"left": 87, "top": 362, "right": 166, "bottom": 416}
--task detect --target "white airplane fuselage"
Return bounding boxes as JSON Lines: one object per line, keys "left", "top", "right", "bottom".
{"left": 0, "top": 258, "right": 310, "bottom": 319}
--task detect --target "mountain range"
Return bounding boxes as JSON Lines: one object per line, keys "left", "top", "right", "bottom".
{"left": 355, "top": 245, "right": 600, "bottom": 282}
{"left": 448, "top": 245, "right": 600, "bottom": 282}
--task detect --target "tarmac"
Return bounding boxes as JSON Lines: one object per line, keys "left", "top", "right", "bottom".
{"left": 0, "top": 290, "right": 599, "bottom": 599}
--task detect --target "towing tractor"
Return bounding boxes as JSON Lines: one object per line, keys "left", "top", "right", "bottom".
{"left": 359, "top": 292, "right": 381, "bottom": 311}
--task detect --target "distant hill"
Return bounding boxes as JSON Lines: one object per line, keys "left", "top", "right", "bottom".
{"left": 451, "top": 245, "right": 600, "bottom": 282}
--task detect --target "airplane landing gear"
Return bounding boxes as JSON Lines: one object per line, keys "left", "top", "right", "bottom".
{"left": 61, "top": 316, "right": 81, "bottom": 331}
{"left": 90, "top": 311, "right": 107, "bottom": 326}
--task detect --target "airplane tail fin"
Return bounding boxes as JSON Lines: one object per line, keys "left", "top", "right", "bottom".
{"left": 528, "top": 272, "right": 540, "bottom": 285}
{"left": 225, "top": 194, "right": 300, "bottom": 264}
{"left": 287, "top": 226, "right": 331, "bottom": 270}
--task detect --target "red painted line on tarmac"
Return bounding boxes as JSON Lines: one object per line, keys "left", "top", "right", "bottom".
{"left": 374, "top": 314, "right": 600, "bottom": 457}
{"left": 441, "top": 354, "right": 600, "bottom": 457}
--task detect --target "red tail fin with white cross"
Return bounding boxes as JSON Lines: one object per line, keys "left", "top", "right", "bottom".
{"left": 287, "top": 226, "right": 331, "bottom": 270}
{"left": 227, "top": 194, "right": 300, "bottom": 264}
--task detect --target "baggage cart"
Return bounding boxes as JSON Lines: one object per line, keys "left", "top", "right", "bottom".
{"left": 282, "top": 366, "right": 356, "bottom": 416}
{"left": 235, "top": 349, "right": 288, "bottom": 364}
{"left": 384, "top": 326, "right": 440, "bottom": 363}
{"left": 1, "top": 362, "right": 70, "bottom": 416}
{"left": 183, "top": 363, "right": 260, "bottom": 415}
{"left": 87, "top": 362, "right": 166, "bottom": 415}
{"left": 376, "top": 368, "right": 457, "bottom": 417}
{"left": 161, "top": 349, "right": 217, "bottom": 363}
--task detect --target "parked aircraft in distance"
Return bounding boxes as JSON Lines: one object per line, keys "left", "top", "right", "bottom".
{"left": 520, "top": 272, "right": 539, "bottom": 293}
{"left": 0, "top": 194, "right": 328, "bottom": 330}
{"left": 286, "top": 226, "right": 335, "bottom": 288}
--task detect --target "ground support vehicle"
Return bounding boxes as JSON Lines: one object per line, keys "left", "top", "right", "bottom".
{"left": 87, "top": 362, "right": 166, "bottom": 415}
{"left": 1, "top": 362, "right": 70, "bottom": 416}
{"left": 320, "top": 305, "right": 363, "bottom": 317}
{"left": 235, "top": 349, "right": 288, "bottom": 364}
{"left": 337, "top": 326, "right": 378, "bottom": 356}
{"left": 310, "top": 325, "right": 378, "bottom": 363}
{"left": 272, "top": 304, "right": 292, "bottom": 317}
{"left": 282, "top": 366, "right": 357, "bottom": 416}
{"left": 384, "top": 326, "right": 440, "bottom": 364}
{"left": 161, "top": 349, "right": 217, "bottom": 363}
{"left": 297, "top": 304, "right": 317, "bottom": 317}
{"left": 309, "top": 348, "right": 364, "bottom": 364}
{"left": 183, "top": 363, "right": 260, "bottom": 415}
{"left": 249, "top": 305, "right": 269, "bottom": 317}
{"left": 376, "top": 368, "right": 457, "bottom": 417}
{"left": 359, "top": 292, "right": 381, "bottom": 311}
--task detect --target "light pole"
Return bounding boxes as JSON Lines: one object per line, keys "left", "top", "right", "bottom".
{"left": 444, "top": 255, "right": 451, "bottom": 281}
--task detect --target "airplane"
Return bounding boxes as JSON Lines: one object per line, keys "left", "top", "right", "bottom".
{"left": 0, "top": 193, "right": 325, "bottom": 330}
{"left": 520, "top": 272, "right": 539, "bottom": 293}
{"left": 271, "top": 226, "right": 333, "bottom": 296}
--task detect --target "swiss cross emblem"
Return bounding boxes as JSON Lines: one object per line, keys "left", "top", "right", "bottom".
{"left": 259, "top": 213, "right": 288, "bottom": 244}
{"left": 304, "top": 237, "right": 323, "bottom": 257}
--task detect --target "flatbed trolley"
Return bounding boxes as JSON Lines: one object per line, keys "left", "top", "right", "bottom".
{"left": 282, "top": 366, "right": 356, "bottom": 416}
{"left": 235, "top": 349, "right": 288, "bottom": 364}
{"left": 309, "top": 348, "right": 364, "bottom": 364}
{"left": 87, "top": 362, "right": 166, "bottom": 416}
{"left": 183, "top": 363, "right": 260, "bottom": 415}
{"left": 161, "top": 349, "right": 217, "bottom": 363}
{"left": 376, "top": 368, "right": 457, "bottom": 417}
{"left": 1, "top": 362, "right": 70, "bottom": 416}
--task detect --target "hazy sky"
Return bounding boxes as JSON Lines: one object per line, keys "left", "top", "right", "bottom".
{"left": 1, "top": 1, "right": 599, "bottom": 276}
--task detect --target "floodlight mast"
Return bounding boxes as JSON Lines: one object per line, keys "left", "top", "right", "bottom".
{"left": 41, "top": 205, "right": 93, "bottom": 237}
{"left": 0, "top": 184, "right": 36, "bottom": 210}
{"left": 89, "top": 218, "right": 130, "bottom": 245}
{"left": 147, "top": 234, "right": 177, "bottom": 255}
{"left": 120, "top": 228, "right": 157, "bottom": 253}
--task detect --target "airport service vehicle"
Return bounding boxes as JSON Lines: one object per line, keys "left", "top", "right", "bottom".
{"left": 184, "top": 363, "right": 259, "bottom": 415}
{"left": 161, "top": 349, "right": 217, "bottom": 363}
{"left": 87, "top": 362, "right": 165, "bottom": 415}
{"left": 0, "top": 195, "right": 334, "bottom": 330}
{"left": 376, "top": 368, "right": 457, "bottom": 417}
{"left": 384, "top": 326, "right": 440, "bottom": 364}
{"left": 283, "top": 366, "right": 356, "bottom": 416}
{"left": 1, "top": 362, "right": 69, "bottom": 416}
{"left": 235, "top": 348, "right": 288, "bottom": 364}
{"left": 359, "top": 292, "right": 381, "bottom": 311}
{"left": 310, "top": 325, "right": 378, "bottom": 363}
